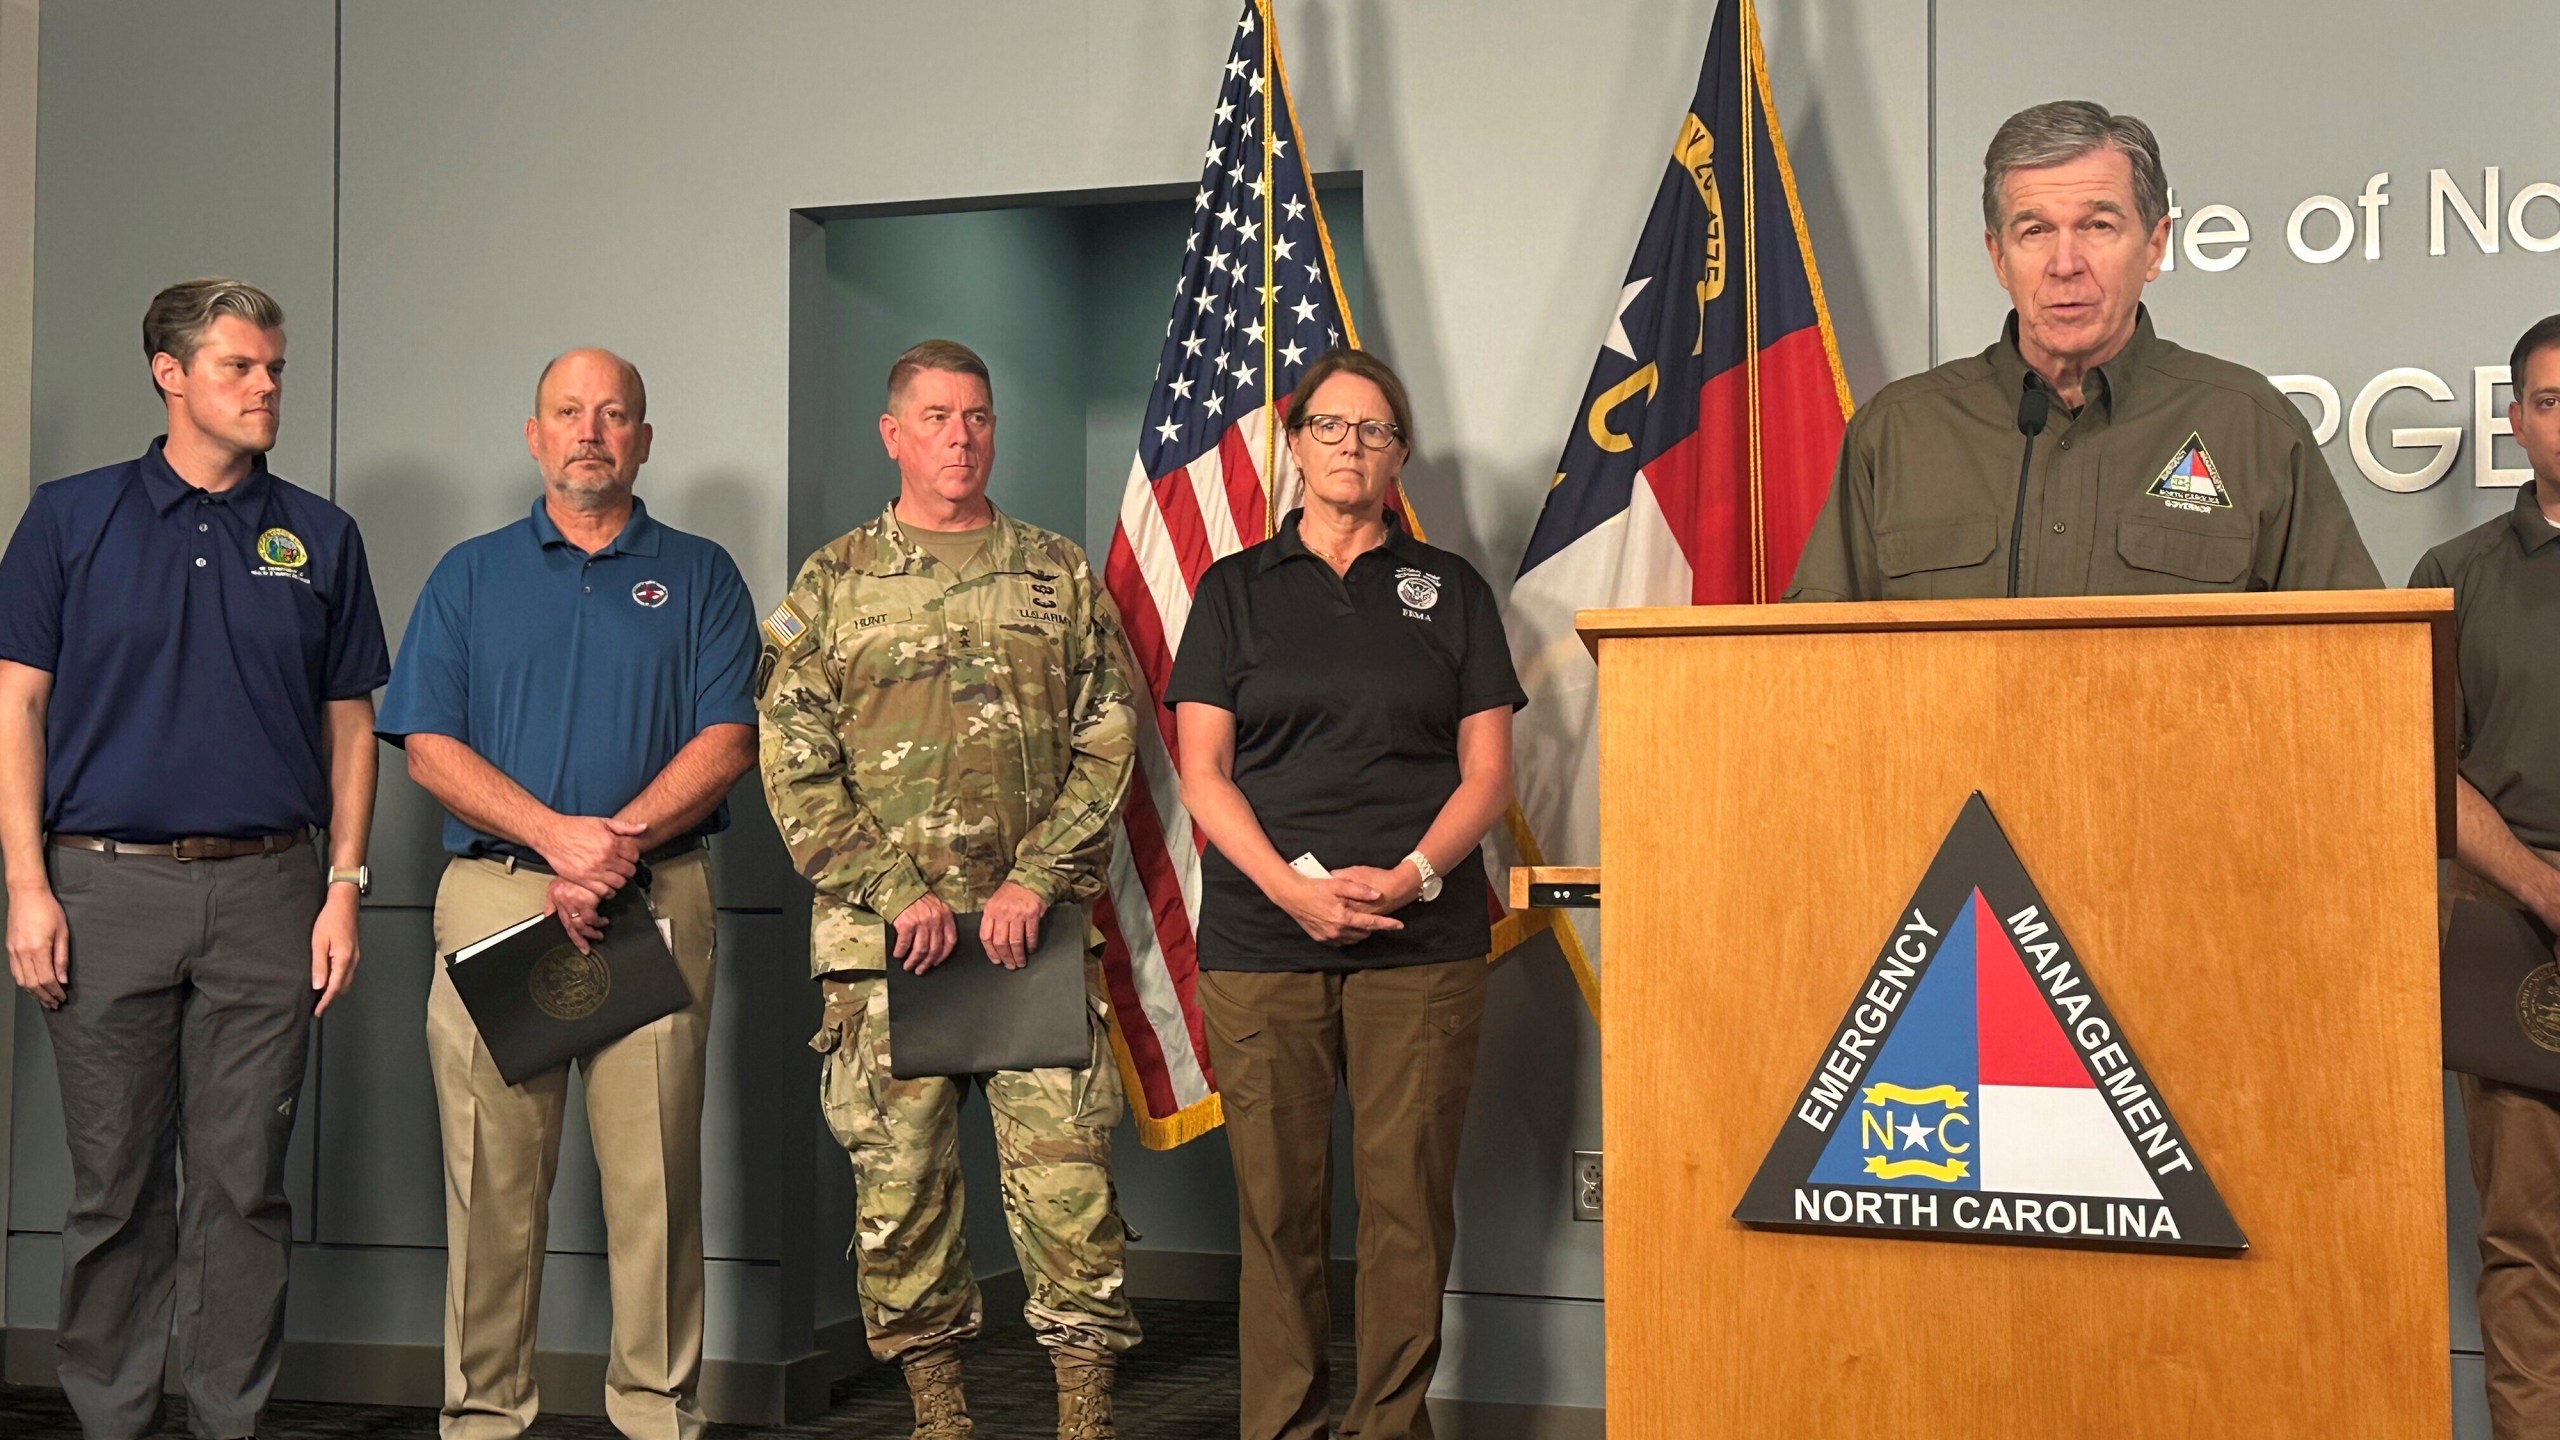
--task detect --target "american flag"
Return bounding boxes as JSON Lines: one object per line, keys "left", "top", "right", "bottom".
{"left": 1097, "top": 0, "right": 1388, "bottom": 1148}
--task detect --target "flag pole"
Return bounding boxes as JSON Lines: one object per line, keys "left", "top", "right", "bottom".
{"left": 1741, "top": 0, "right": 1766, "bottom": 602}
{"left": 1258, "top": 0, "right": 1281, "bottom": 538}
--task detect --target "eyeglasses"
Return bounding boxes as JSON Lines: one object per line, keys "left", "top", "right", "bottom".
{"left": 1300, "top": 414, "right": 1404, "bottom": 452}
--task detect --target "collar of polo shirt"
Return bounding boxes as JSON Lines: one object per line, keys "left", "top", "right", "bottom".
{"left": 527, "top": 493, "right": 662, "bottom": 558}
{"left": 2508, "top": 482, "right": 2560, "bottom": 554}
{"left": 1990, "top": 303, "right": 2157, "bottom": 419}
{"left": 1257, "top": 506, "right": 1429, "bottom": 576}
{"left": 138, "top": 435, "right": 273, "bottom": 513}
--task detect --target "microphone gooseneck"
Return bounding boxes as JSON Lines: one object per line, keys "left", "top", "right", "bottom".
{"left": 2007, "top": 376, "right": 2050, "bottom": 599}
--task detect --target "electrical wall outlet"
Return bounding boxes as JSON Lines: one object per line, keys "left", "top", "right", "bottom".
{"left": 1571, "top": 1150, "right": 1603, "bottom": 1221}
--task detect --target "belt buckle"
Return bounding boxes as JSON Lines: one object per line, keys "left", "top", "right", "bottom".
{"left": 171, "top": 837, "right": 213, "bottom": 862}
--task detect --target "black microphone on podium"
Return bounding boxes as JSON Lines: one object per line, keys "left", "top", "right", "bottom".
{"left": 2006, "top": 374, "right": 2050, "bottom": 599}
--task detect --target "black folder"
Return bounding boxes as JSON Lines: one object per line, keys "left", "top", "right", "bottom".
{"left": 885, "top": 906, "right": 1089, "bottom": 1079}
{"left": 2443, "top": 899, "right": 2560, "bottom": 1091}
{"left": 443, "top": 884, "right": 695, "bottom": 1087}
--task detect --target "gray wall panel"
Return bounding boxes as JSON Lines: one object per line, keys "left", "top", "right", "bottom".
{"left": 1433, "top": 1292, "right": 1605, "bottom": 1411}
{"left": 701, "top": 911, "right": 812, "bottom": 1266}
{"left": 4, "top": 1232, "right": 54, "bottom": 1326}
{"left": 29, "top": 0, "right": 335, "bottom": 488}
{"left": 314, "top": 909, "right": 445, "bottom": 1249}
{"left": 4, "top": 995, "right": 59, "bottom": 1235}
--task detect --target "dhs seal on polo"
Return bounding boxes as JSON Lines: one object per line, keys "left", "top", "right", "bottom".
{"left": 1395, "top": 569, "right": 1441, "bottom": 610}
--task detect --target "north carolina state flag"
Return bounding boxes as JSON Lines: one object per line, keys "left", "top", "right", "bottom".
{"left": 1503, "top": 0, "right": 1851, "bottom": 996}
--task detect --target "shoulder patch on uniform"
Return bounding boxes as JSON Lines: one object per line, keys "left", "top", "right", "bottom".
{"left": 2145, "top": 432, "right": 2233, "bottom": 512}
{"left": 762, "top": 598, "right": 811, "bottom": 648}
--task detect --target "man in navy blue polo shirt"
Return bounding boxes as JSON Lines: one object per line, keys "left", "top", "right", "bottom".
{"left": 0, "top": 277, "right": 389, "bottom": 1440}
{"left": 376, "top": 347, "right": 755, "bottom": 1440}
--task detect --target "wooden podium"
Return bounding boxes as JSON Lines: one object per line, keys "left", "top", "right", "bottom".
{"left": 1577, "top": 592, "right": 2454, "bottom": 1438}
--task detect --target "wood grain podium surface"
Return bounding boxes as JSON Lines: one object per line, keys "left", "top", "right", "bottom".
{"left": 1587, "top": 594, "right": 2449, "bottom": 1437}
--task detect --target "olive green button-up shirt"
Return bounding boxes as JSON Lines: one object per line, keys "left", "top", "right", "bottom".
{"left": 2410, "top": 486, "right": 2560, "bottom": 850}
{"left": 1785, "top": 309, "right": 2381, "bottom": 601}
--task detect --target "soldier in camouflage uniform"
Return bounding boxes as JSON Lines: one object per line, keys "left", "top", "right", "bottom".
{"left": 758, "top": 339, "right": 1141, "bottom": 1440}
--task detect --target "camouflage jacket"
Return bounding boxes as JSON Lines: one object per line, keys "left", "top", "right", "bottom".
{"left": 758, "top": 500, "right": 1138, "bottom": 974}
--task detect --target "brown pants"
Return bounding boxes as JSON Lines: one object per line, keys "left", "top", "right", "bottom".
{"left": 2448, "top": 854, "right": 2560, "bottom": 1439}
{"left": 1200, "top": 959, "right": 1489, "bottom": 1440}
{"left": 426, "top": 852, "right": 717, "bottom": 1440}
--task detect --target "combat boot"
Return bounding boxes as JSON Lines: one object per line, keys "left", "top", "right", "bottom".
{"left": 902, "top": 1345, "right": 974, "bottom": 1439}
{"left": 1054, "top": 1348, "right": 1116, "bottom": 1440}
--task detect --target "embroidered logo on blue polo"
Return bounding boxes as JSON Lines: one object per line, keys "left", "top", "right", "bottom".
{"left": 632, "top": 579, "right": 669, "bottom": 609}
{"left": 251, "top": 527, "right": 312, "bottom": 584}
{"left": 256, "top": 529, "right": 307, "bottom": 567}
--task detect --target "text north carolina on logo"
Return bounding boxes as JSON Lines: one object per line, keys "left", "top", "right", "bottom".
{"left": 1734, "top": 793, "right": 2245, "bottom": 1254}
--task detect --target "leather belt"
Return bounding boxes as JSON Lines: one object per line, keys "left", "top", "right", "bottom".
{"left": 50, "top": 831, "right": 310, "bottom": 861}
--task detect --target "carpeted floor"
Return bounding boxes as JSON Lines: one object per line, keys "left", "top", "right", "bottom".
{"left": 0, "top": 1297, "right": 1352, "bottom": 1438}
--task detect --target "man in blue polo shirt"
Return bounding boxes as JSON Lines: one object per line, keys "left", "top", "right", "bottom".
{"left": 376, "top": 347, "right": 755, "bottom": 1440}
{"left": 0, "top": 277, "right": 389, "bottom": 1440}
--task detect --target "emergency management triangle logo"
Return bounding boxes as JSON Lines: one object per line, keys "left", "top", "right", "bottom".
{"left": 1734, "top": 793, "right": 2245, "bottom": 1254}
{"left": 2145, "top": 431, "right": 2233, "bottom": 512}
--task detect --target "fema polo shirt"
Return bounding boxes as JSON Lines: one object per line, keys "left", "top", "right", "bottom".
{"left": 376, "top": 495, "right": 758, "bottom": 855}
{"left": 1785, "top": 308, "right": 2381, "bottom": 600}
{"left": 0, "top": 438, "right": 390, "bottom": 841}
{"left": 1165, "top": 509, "right": 1527, "bottom": 972}
{"left": 2411, "top": 486, "right": 2560, "bottom": 850}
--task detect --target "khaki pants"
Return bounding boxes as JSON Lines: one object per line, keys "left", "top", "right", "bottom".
{"left": 2448, "top": 854, "right": 2560, "bottom": 1439}
{"left": 813, "top": 966, "right": 1139, "bottom": 1365}
{"left": 1200, "top": 959, "right": 1489, "bottom": 1440}
{"left": 425, "top": 852, "right": 716, "bottom": 1440}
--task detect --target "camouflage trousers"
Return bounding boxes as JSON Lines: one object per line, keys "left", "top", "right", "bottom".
{"left": 813, "top": 969, "right": 1140, "bottom": 1365}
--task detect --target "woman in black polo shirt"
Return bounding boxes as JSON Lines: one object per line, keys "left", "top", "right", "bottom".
{"left": 1166, "top": 347, "right": 1525, "bottom": 1440}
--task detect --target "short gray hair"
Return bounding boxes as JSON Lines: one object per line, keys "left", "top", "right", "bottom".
{"left": 1981, "top": 101, "right": 2169, "bottom": 235}
{"left": 886, "top": 339, "right": 993, "bottom": 412}
{"left": 143, "top": 278, "right": 284, "bottom": 396}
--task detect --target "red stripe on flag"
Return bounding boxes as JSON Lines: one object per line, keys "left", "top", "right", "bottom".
{"left": 1642, "top": 324, "right": 1844, "bottom": 604}
{"left": 1219, "top": 425, "right": 1268, "bottom": 546}
{"left": 1105, "top": 529, "right": 1174, "bottom": 686}
{"left": 1117, "top": 763, "right": 1217, "bottom": 1081}
{"left": 1152, "top": 464, "right": 1219, "bottom": 591}
{"left": 1103, "top": 529, "right": 1185, "bottom": 763}
{"left": 1091, "top": 888, "right": 1179, "bottom": 1118}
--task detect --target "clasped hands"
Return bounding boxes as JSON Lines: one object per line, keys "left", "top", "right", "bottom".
{"left": 1279, "top": 860, "right": 1423, "bottom": 948}
{"left": 538, "top": 815, "right": 649, "bottom": 953}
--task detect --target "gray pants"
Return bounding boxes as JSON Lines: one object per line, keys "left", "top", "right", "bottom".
{"left": 44, "top": 843, "right": 321, "bottom": 1440}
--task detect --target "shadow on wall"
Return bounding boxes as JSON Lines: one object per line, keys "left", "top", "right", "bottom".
{"left": 1758, "top": 3, "right": 1913, "bottom": 402}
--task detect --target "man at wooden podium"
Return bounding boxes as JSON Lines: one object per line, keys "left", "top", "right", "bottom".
{"left": 1785, "top": 100, "right": 2379, "bottom": 601}
{"left": 2410, "top": 313, "right": 2560, "bottom": 1438}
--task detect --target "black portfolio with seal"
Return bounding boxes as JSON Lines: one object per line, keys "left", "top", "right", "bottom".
{"left": 885, "top": 905, "right": 1089, "bottom": 1079}
{"left": 444, "top": 884, "right": 694, "bottom": 1087}
{"left": 2442, "top": 899, "right": 2560, "bottom": 1090}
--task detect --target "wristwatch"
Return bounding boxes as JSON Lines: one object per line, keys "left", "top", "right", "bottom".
{"left": 328, "top": 865, "right": 371, "bottom": 896}
{"left": 1404, "top": 850, "right": 1442, "bottom": 903}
